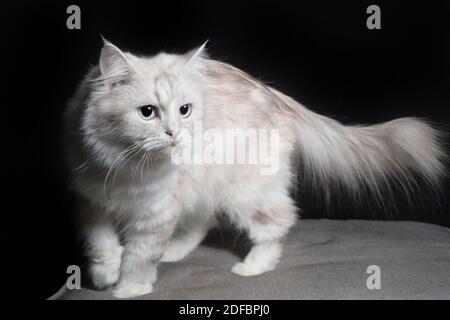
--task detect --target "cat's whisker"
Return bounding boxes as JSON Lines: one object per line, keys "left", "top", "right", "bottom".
{"left": 102, "top": 148, "right": 130, "bottom": 198}
{"left": 110, "top": 146, "right": 141, "bottom": 191}
{"left": 131, "top": 149, "right": 146, "bottom": 189}
{"left": 112, "top": 147, "right": 141, "bottom": 185}
{"left": 72, "top": 160, "right": 89, "bottom": 172}
{"left": 111, "top": 145, "right": 138, "bottom": 157}
{"left": 103, "top": 144, "right": 140, "bottom": 198}
{"left": 140, "top": 151, "right": 150, "bottom": 186}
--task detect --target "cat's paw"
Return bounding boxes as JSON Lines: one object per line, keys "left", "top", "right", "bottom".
{"left": 89, "top": 246, "right": 123, "bottom": 289}
{"left": 89, "top": 260, "right": 121, "bottom": 289}
{"left": 231, "top": 262, "right": 274, "bottom": 277}
{"left": 111, "top": 280, "right": 153, "bottom": 299}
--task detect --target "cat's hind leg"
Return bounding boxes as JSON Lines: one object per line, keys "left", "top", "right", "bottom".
{"left": 161, "top": 214, "right": 216, "bottom": 262}
{"left": 230, "top": 194, "right": 297, "bottom": 276}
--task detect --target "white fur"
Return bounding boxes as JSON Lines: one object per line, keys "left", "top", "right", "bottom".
{"left": 65, "top": 41, "right": 446, "bottom": 298}
{"left": 232, "top": 242, "right": 282, "bottom": 276}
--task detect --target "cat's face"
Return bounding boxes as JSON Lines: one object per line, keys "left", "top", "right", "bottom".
{"left": 84, "top": 41, "right": 207, "bottom": 159}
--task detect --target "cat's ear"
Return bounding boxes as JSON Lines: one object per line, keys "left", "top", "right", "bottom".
{"left": 98, "top": 39, "right": 135, "bottom": 85}
{"left": 183, "top": 40, "right": 209, "bottom": 74}
{"left": 185, "top": 40, "right": 209, "bottom": 64}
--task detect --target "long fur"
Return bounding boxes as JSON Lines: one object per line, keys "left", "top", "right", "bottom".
{"left": 273, "top": 87, "right": 446, "bottom": 209}
{"left": 65, "top": 42, "right": 447, "bottom": 298}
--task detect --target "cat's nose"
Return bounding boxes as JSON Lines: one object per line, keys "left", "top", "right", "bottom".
{"left": 165, "top": 130, "right": 173, "bottom": 137}
{"left": 164, "top": 126, "right": 178, "bottom": 139}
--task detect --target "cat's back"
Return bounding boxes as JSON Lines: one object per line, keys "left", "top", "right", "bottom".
{"left": 203, "top": 59, "right": 294, "bottom": 132}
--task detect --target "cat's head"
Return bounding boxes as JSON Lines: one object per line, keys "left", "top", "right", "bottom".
{"left": 81, "top": 40, "right": 208, "bottom": 164}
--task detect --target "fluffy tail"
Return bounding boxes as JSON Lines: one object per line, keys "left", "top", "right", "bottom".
{"left": 273, "top": 89, "right": 447, "bottom": 210}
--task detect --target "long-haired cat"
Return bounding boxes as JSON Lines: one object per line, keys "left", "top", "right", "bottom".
{"left": 65, "top": 40, "right": 446, "bottom": 298}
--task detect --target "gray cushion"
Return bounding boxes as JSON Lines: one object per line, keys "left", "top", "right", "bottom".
{"left": 50, "top": 219, "right": 450, "bottom": 300}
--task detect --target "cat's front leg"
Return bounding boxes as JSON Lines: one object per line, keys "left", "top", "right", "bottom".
{"left": 82, "top": 207, "right": 123, "bottom": 290}
{"left": 111, "top": 208, "right": 179, "bottom": 298}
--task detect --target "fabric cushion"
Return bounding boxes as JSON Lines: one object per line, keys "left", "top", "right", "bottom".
{"left": 50, "top": 219, "right": 450, "bottom": 300}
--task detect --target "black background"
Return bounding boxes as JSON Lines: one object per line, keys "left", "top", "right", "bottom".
{"left": 2, "top": 0, "right": 449, "bottom": 299}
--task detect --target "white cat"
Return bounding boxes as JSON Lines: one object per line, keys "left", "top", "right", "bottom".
{"left": 65, "top": 40, "right": 446, "bottom": 298}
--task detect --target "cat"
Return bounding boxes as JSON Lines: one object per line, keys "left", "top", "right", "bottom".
{"left": 64, "top": 39, "right": 446, "bottom": 298}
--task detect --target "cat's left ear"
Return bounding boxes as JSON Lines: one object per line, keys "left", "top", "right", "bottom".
{"left": 183, "top": 40, "right": 209, "bottom": 74}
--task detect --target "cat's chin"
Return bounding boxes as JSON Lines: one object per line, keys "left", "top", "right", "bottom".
{"left": 141, "top": 144, "right": 176, "bottom": 162}
{"left": 158, "top": 144, "right": 176, "bottom": 157}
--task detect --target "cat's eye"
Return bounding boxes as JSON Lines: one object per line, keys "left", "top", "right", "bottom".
{"left": 138, "top": 105, "right": 156, "bottom": 120}
{"left": 179, "top": 104, "right": 192, "bottom": 118}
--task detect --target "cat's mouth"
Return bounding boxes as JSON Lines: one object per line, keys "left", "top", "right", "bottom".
{"left": 140, "top": 139, "right": 179, "bottom": 152}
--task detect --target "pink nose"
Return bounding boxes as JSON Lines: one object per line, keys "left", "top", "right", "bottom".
{"left": 165, "top": 129, "right": 178, "bottom": 139}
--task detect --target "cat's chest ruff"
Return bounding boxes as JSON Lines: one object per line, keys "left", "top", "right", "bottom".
{"left": 99, "top": 162, "right": 179, "bottom": 215}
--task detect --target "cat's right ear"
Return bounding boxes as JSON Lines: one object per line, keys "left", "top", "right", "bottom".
{"left": 98, "top": 39, "right": 134, "bottom": 86}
